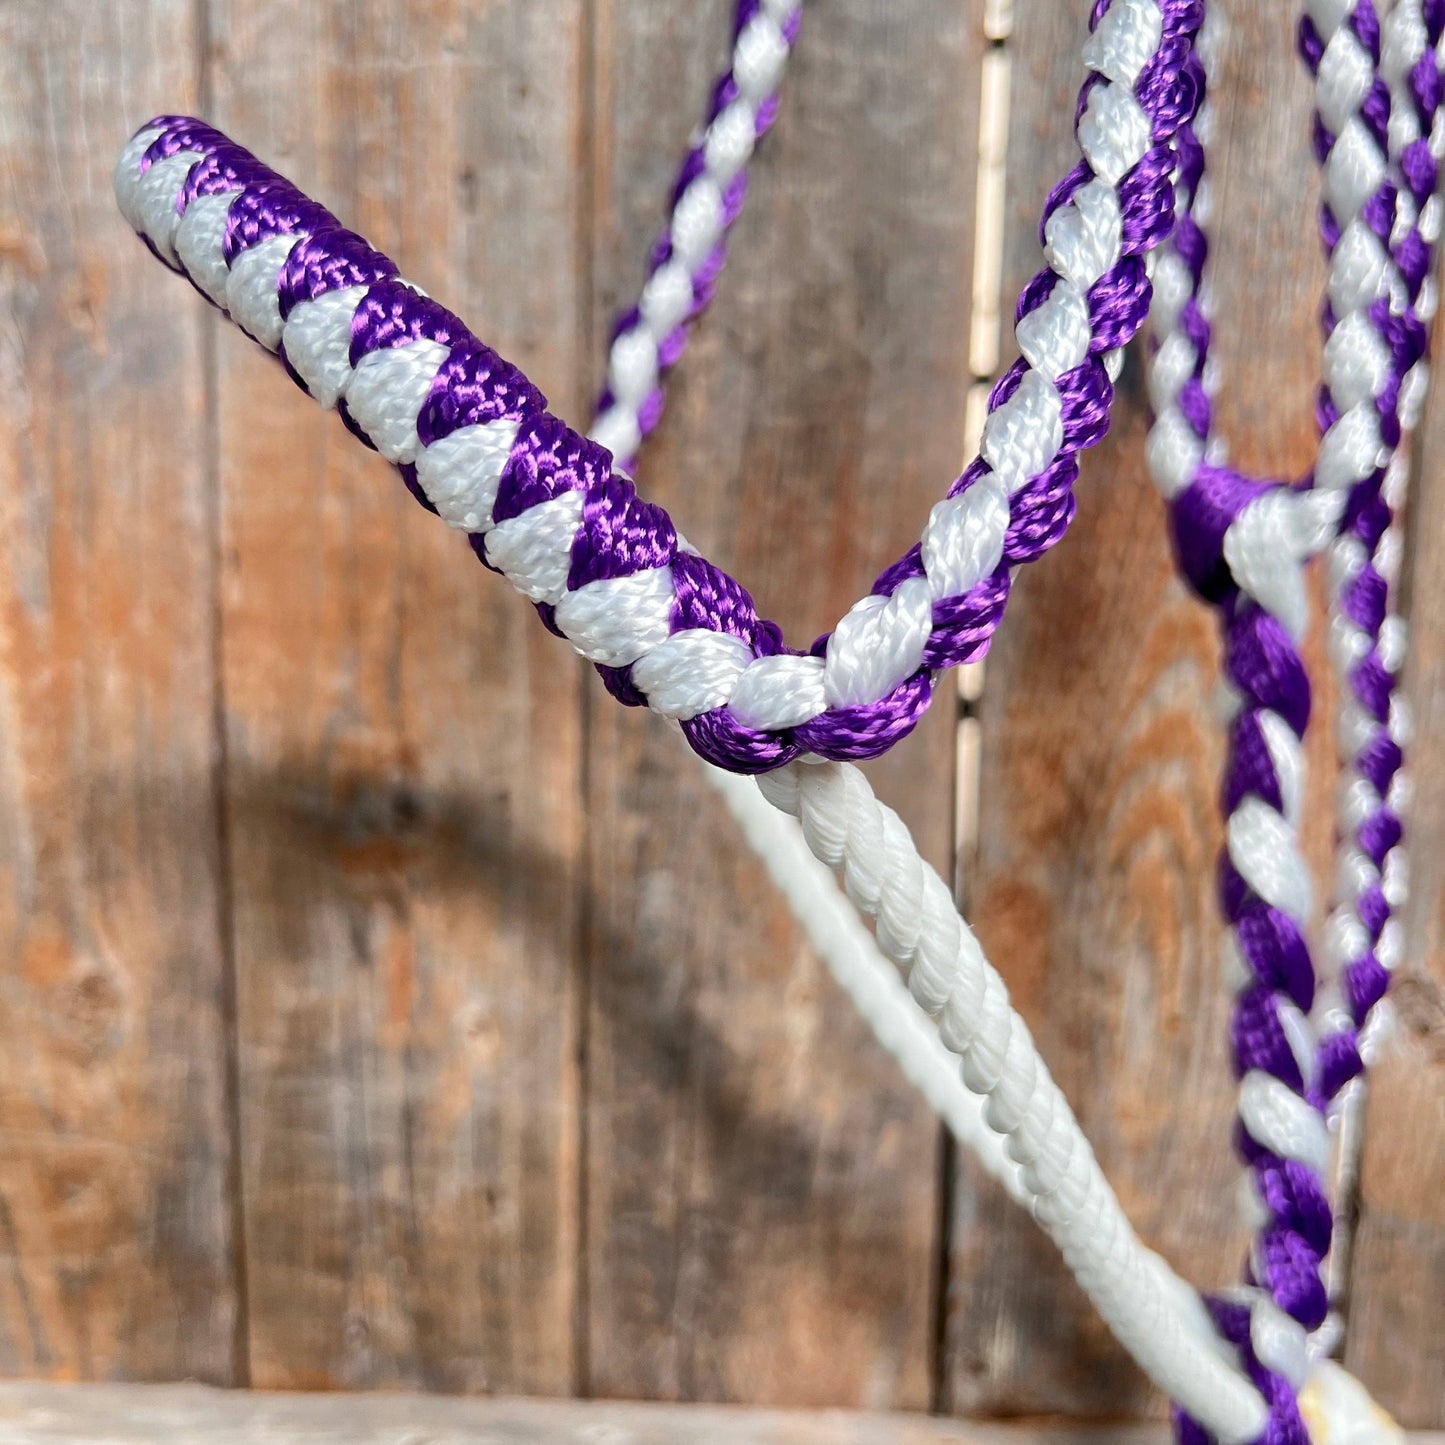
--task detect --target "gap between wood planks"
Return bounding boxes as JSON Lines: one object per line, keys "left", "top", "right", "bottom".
{"left": 937, "top": 0, "right": 1010, "bottom": 1410}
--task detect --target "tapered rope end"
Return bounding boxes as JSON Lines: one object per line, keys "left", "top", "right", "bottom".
{"left": 1300, "top": 1360, "right": 1406, "bottom": 1445}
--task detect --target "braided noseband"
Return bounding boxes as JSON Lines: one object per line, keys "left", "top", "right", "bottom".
{"left": 116, "top": 0, "right": 1204, "bottom": 774}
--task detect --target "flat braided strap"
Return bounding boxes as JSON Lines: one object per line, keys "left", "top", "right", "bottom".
{"left": 114, "top": 0, "right": 1204, "bottom": 775}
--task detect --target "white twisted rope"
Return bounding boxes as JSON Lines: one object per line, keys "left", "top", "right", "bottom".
{"left": 755, "top": 759, "right": 1269, "bottom": 1444}
{"left": 701, "top": 761, "right": 1027, "bottom": 1197}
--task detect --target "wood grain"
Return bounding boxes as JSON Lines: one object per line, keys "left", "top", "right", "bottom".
{"left": 0, "top": 1, "right": 238, "bottom": 1384}
{"left": 0, "top": 1382, "right": 1223, "bottom": 1445}
{"left": 1342, "top": 304, "right": 1445, "bottom": 1427}
{"left": 579, "top": 0, "right": 982, "bottom": 1411}
{"left": 204, "top": 1, "right": 588, "bottom": 1394}
{"left": 942, "top": 4, "right": 1342, "bottom": 1419}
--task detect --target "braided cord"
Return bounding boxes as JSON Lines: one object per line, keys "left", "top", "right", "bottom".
{"left": 1316, "top": 0, "right": 1445, "bottom": 1109}
{"left": 591, "top": 0, "right": 802, "bottom": 470}
{"left": 609, "top": 13, "right": 1273, "bottom": 1427}
{"left": 115, "top": 0, "right": 1203, "bottom": 776}
{"left": 1150, "top": 4, "right": 1443, "bottom": 1440}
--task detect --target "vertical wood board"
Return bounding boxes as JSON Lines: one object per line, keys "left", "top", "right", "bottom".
{"left": 581, "top": 0, "right": 982, "bottom": 1411}
{"left": 205, "top": 0, "right": 588, "bottom": 1394}
{"left": 0, "top": 0, "right": 238, "bottom": 1384}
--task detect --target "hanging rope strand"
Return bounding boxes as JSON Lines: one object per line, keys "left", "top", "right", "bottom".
{"left": 754, "top": 757, "right": 1270, "bottom": 1443}
{"left": 591, "top": 0, "right": 803, "bottom": 470}
{"left": 1315, "top": 0, "right": 1445, "bottom": 1109}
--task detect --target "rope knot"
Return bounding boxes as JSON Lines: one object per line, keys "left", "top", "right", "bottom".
{"left": 1169, "top": 466, "right": 1284, "bottom": 603}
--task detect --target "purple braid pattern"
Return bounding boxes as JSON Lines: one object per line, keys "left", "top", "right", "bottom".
{"left": 1311, "top": 0, "right": 1445, "bottom": 1110}
{"left": 1157, "top": 6, "right": 1442, "bottom": 1440}
{"left": 115, "top": 0, "right": 1204, "bottom": 775}
{"left": 1175, "top": 1301, "right": 1311, "bottom": 1445}
{"left": 592, "top": 0, "right": 802, "bottom": 469}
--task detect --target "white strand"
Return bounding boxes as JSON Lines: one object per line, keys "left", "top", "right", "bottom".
{"left": 751, "top": 758, "right": 1269, "bottom": 1445}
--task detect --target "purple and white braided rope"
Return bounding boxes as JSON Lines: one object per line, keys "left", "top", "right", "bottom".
{"left": 1149, "top": 3, "right": 1443, "bottom": 1440}
{"left": 1316, "top": 0, "right": 1445, "bottom": 1110}
{"left": 115, "top": 0, "right": 1205, "bottom": 777}
{"left": 113, "top": 3, "right": 1288, "bottom": 1432}
{"left": 602, "top": 11, "right": 1275, "bottom": 1433}
{"left": 591, "top": 0, "right": 802, "bottom": 470}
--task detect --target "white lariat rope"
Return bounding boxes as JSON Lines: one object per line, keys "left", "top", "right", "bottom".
{"left": 700, "top": 761, "right": 1027, "bottom": 1200}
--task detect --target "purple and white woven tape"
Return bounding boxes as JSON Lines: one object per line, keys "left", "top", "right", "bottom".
{"left": 115, "top": 0, "right": 1205, "bottom": 777}
{"left": 591, "top": 0, "right": 802, "bottom": 470}
{"left": 1148, "top": 3, "right": 1443, "bottom": 1441}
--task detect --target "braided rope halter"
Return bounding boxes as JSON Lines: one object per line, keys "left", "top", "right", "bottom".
{"left": 113, "top": 0, "right": 1441, "bottom": 1440}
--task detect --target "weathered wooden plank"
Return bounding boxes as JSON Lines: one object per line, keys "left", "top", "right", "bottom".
{"left": 581, "top": 0, "right": 982, "bottom": 1410}
{"left": 0, "top": 2, "right": 238, "bottom": 1383}
{"left": 0, "top": 1382, "right": 1199, "bottom": 1445}
{"left": 1342, "top": 312, "right": 1445, "bottom": 1427}
{"left": 204, "top": 2, "right": 588, "bottom": 1393}
{"left": 944, "top": 5, "right": 1341, "bottom": 1418}
{"left": 2, "top": 1382, "right": 1443, "bottom": 1445}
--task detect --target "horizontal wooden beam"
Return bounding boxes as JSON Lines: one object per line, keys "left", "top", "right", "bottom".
{"left": 0, "top": 1384, "right": 1440, "bottom": 1445}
